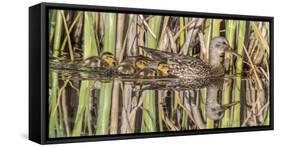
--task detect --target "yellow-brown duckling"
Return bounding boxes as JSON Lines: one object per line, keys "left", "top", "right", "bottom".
{"left": 116, "top": 55, "right": 152, "bottom": 75}
{"left": 101, "top": 52, "right": 116, "bottom": 68}
{"left": 81, "top": 52, "right": 116, "bottom": 69}
{"left": 157, "top": 62, "right": 170, "bottom": 76}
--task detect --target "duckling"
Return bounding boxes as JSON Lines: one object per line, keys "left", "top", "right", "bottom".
{"left": 81, "top": 52, "right": 116, "bottom": 69}
{"left": 100, "top": 52, "right": 116, "bottom": 68}
{"left": 157, "top": 62, "right": 170, "bottom": 76}
{"left": 118, "top": 55, "right": 155, "bottom": 76}
{"left": 135, "top": 58, "right": 150, "bottom": 70}
{"left": 124, "top": 55, "right": 154, "bottom": 69}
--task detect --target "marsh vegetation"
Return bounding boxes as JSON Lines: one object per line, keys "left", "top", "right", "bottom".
{"left": 48, "top": 9, "right": 270, "bottom": 138}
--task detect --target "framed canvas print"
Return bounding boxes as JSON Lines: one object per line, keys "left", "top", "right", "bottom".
{"left": 29, "top": 2, "right": 274, "bottom": 144}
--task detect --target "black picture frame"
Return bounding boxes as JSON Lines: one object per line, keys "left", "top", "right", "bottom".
{"left": 29, "top": 2, "right": 274, "bottom": 144}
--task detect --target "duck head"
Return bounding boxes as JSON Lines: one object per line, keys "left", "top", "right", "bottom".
{"left": 101, "top": 52, "right": 115, "bottom": 66}
{"left": 209, "top": 37, "right": 231, "bottom": 66}
{"left": 157, "top": 62, "right": 170, "bottom": 74}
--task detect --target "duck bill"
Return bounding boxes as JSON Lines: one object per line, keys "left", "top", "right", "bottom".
{"left": 220, "top": 101, "right": 240, "bottom": 111}
{"left": 225, "top": 46, "right": 233, "bottom": 53}
{"left": 226, "top": 47, "right": 245, "bottom": 59}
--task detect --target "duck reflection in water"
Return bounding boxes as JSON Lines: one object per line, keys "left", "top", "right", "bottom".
{"left": 137, "top": 37, "right": 239, "bottom": 121}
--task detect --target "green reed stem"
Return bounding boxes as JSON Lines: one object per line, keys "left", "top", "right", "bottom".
{"left": 72, "top": 12, "right": 98, "bottom": 136}
{"left": 206, "top": 19, "right": 221, "bottom": 129}
{"left": 221, "top": 20, "right": 236, "bottom": 128}
{"left": 49, "top": 10, "right": 63, "bottom": 138}
{"left": 48, "top": 10, "right": 56, "bottom": 46}
{"left": 204, "top": 19, "right": 212, "bottom": 59}
{"left": 141, "top": 16, "right": 162, "bottom": 133}
{"left": 95, "top": 13, "right": 116, "bottom": 135}
{"left": 179, "top": 17, "right": 185, "bottom": 48}
{"left": 265, "top": 105, "right": 270, "bottom": 125}
{"left": 233, "top": 21, "right": 246, "bottom": 127}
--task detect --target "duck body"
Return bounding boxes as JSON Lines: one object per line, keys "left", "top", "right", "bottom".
{"left": 140, "top": 37, "right": 230, "bottom": 80}
{"left": 141, "top": 47, "right": 225, "bottom": 80}
{"left": 167, "top": 57, "right": 215, "bottom": 79}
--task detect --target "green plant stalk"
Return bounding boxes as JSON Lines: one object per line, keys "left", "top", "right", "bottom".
{"left": 179, "top": 17, "right": 185, "bottom": 48}
{"left": 187, "top": 18, "right": 194, "bottom": 56}
{"left": 142, "top": 90, "right": 157, "bottom": 132}
{"left": 72, "top": 12, "right": 98, "bottom": 136}
{"left": 57, "top": 102, "right": 64, "bottom": 137}
{"left": 95, "top": 13, "right": 116, "bottom": 135}
{"left": 221, "top": 20, "right": 236, "bottom": 128}
{"left": 86, "top": 105, "right": 93, "bottom": 135}
{"left": 265, "top": 104, "right": 270, "bottom": 125}
{"left": 212, "top": 19, "right": 221, "bottom": 37}
{"left": 49, "top": 10, "right": 56, "bottom": 46}
{"left": 204, "top": 19, "right": 212, "bottom": 60}
{"left": 181, "top": 108, "right": 188, "bottom": 130}
{"left": 49, "top": 10, "right": 63, "bottom": 138}
{"left": 265, "top": 66, "right": 270, "bottom": 126}
{"left": 206, "top": 19, "right": 221, "bottom": 129}
{"left": 141, "top": 16, "right": 162, "bottom": 133}
{"left": 233, "top": 21, "right": 246, "bottom": 127}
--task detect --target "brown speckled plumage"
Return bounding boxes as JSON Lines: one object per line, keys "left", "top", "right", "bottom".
{"left": 141, "top": 37, "right": 230, "bottom": 80}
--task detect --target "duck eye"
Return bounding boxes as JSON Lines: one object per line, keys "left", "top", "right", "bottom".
{"left": 211, "top": 108, "right": 217, "bottom": 111}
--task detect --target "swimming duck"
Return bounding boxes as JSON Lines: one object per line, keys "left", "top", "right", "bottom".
{"left": 140, "top": 37, "right": 231, "bottom": 79}
{"left": 140, "top": 37, "right": 238, "bottom": 121}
